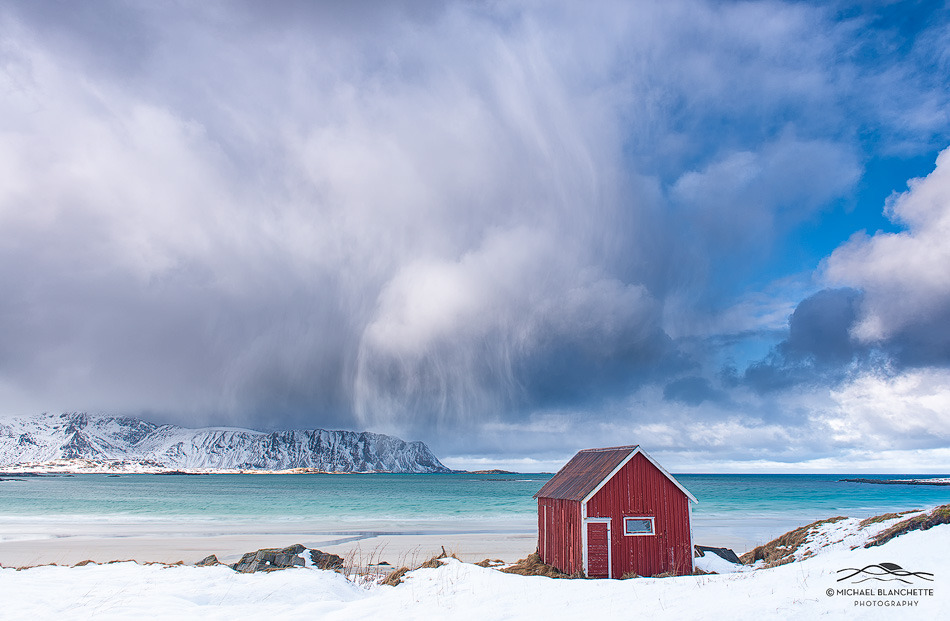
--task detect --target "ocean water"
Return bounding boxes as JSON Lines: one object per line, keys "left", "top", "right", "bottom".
{"left": 1, "top": 473, "right": 948, "bottom": 551}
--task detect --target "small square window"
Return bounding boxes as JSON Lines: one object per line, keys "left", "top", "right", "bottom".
{"left": 623, "top": 517, "right": 655, "bottom": 535}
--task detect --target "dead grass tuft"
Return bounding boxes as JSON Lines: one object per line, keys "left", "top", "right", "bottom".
{"left": 379, "top": 546, "right": 459, "bottom": 586}
{"left": 865, "top": 504, "right": 950, "bottom": 548}
{"left": 417, "top": 546, "right": 458, "bottom": 570}
{"left": 500, "top": 552, "right": 581, "bottom": 579}
{"left": 739, "top": 516, "right": 847, "bottom": 567}
{"left": 859, "top": 510, "right": 919, "bottom": 529}
{"left": 380, "top": 566, "right": 409, "bottom": 586}
{"left": 475, "top": 558, "right": 505, "bottom": 568}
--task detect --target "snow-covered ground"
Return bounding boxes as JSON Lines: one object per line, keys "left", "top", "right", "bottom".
{"left": 1, "top": 514, "right": 946, "bottom": 620}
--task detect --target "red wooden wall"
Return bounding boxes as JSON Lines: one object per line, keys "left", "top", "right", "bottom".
{"left": 585, "top": 453, "right": 692, "bottom": 577}
{"left": 537, "top": 497, "right": 583, "bottom": 574}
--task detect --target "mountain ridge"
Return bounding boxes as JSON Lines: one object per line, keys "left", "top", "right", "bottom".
{"left": 0, "top": 412, "right": 449, "bottom": 473}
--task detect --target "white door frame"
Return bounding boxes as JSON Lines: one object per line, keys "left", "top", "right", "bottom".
{"left": 582, "top": 517, "right": 612, "bottom": 578}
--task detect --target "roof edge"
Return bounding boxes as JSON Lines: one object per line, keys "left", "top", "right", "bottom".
{"left": 579, "top": 446, "right": 698, "bottom": 505}
{"left": 579, "top": 447, "right": 639, "bottom": 504}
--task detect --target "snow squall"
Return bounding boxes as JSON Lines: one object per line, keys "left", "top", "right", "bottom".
{"left": 0, "top": 413, "right": 449, "bottom": 473}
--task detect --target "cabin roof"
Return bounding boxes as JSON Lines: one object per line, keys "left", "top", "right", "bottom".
{"left": 533, "top": 445, "right": 698, "bottom": 503}
{"left": 533, "top": 445, "right": 639, "bottom": 501}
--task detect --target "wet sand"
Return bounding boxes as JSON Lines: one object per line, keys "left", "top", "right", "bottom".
{"left": 0, "top": 518, "right": 537, "bottom": 567}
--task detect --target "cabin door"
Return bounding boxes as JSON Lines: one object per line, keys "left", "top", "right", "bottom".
{"left": 585, "top": 518, "right": 611, "bottom": 578}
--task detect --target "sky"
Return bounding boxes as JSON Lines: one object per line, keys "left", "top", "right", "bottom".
{"left": 1, "top": 0, "right": 949, "bottom": 473}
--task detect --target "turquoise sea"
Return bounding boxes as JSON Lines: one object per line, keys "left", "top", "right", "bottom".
{"left": 1, "top": 473, "right": 948, "bottom": 551}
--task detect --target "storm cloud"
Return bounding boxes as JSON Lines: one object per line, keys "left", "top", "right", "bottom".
{"left": 0, "top": 1, "right": 949, "bottom": 470}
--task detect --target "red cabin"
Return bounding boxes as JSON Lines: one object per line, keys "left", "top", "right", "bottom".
{"left": 534, "top": 445, "right": 697, "bottom": 578}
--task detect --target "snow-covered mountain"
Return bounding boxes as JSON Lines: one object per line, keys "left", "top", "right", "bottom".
{"left": 0, "top": 412, "right": 449, "bottom": 473}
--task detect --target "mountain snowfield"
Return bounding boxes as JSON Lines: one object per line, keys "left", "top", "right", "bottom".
{"left": 0, "top": 412, "right": 449, "bottom": 473}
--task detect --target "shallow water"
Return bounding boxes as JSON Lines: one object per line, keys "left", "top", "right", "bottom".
{"left": 1, "top": 473, "right": 947, "bottom": 552}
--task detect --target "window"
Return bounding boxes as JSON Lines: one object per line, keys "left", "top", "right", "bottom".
{"left": 623, "top": 516, "right": 655, "bottom": 536}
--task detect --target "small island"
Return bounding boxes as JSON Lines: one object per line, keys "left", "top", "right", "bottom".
{"left": 839, "top": 477, "right": 950, "bottom": 486}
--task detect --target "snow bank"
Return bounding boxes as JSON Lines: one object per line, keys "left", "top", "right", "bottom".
{"left": 1, "top": 522, "right": 946, "bottom": 620}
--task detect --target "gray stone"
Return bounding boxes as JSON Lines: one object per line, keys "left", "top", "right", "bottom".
{"left": 230, "top": 544, "right": 311, "bottom": 573}
{"left": 309, "top": 549, "right": 344, "bottom": 570}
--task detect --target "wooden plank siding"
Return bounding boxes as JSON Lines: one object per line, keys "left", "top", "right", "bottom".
{"left": 537, "top": 497, "right": 583, "bottom": 574}
{"left": 586, "top": 521, "right": 609, "bottom": 578}
{"left": 585, "top": 452, "right": 693, "bottom": 578}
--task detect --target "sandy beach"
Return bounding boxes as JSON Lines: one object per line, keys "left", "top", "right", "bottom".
{"left": 0, "top": 518, "right": 538, "bottom": 568}
{"left": 0, "top": 515, "right": 786, "bottom": 568}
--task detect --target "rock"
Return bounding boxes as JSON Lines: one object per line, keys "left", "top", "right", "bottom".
{"left": 309, "top": 549, "right": 344, "bottom": 570}
{"left": 195, "top": 554, "right": 219, "bottom": 567}
{"left": 231, "top": 545, "right": 309, "bottom": 573}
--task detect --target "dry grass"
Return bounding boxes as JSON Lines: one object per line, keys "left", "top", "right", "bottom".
{"left": 379, "top": 546, "right": 458, "bottom": 586}
{"left": 500, "top": 552, "right": 581, "bottom": 579}
{"left": 858, "top": 510, "right": 919, "bottom": 529}
{"left": 338, "top": 543, "right": 396, "bottom": 582}
{"left": 380, "top": 566, "right": 409, "bottom": 586}
{"left": 474, "top": 558, "right": 505, "bottom": 568}
{"left": 865, "top": 503, "right": 950, "bottom": 548}
{"left": 739, "top": 516, "right": 847, "bottom": 567}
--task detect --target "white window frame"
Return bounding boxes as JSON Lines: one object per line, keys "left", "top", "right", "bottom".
{"left": 622, "top": 516, "right": 655, "bottom": 536}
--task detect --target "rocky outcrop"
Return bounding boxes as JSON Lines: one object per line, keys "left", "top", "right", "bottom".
{"left": 227, "top": 544, "right": 344, "bottom": 573}
{"left": 232, "top": 545, "right": 307, "bottom": 573}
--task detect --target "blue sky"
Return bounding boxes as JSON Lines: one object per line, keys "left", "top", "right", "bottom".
{"left": 1, "top": 1, "right": 949, "bottom": 472}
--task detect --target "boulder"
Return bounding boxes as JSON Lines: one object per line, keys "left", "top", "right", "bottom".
{"left": 231, "top": 544, "right": 308, "bottom": 573}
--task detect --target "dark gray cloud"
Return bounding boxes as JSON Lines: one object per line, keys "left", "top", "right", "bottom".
{"left": 742, "top": 288, "right": 864, "bottom": 393}
{"left": 662, "top": 376, "right": 728, "bottom": 406}
{"left": 782, "top": 288, "right": 863, "bottom": 364}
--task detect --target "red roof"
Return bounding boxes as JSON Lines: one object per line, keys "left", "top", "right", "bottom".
{"left": 533, "top": 445, "right": 638, "bottom": 501}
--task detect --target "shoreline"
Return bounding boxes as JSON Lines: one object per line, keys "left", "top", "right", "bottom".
{"left": 0, "top": 518, "right": 538, "bottom": 568}
{"left": 0, "top": 512, "right": 859, "bottom": 568}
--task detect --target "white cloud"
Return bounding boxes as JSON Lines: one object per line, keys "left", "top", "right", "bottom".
{"left": 824, "top": 368, "right": 950, "bottom": 447}
{"left": 825, "top": 147, "right": 950, "bottom": 343}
